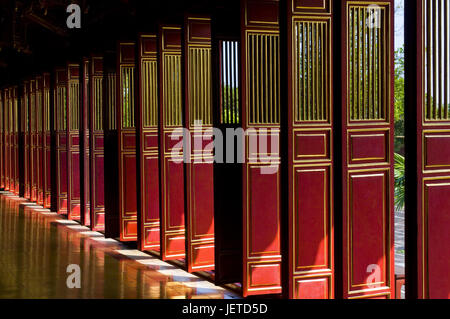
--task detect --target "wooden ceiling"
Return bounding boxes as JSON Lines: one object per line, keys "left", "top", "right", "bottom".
{"left": 0, "top": 0, "right": 221, "bottom": 86}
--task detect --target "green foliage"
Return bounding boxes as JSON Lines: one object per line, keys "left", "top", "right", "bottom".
{"left": 222, "top": 85, "right": 240, "bottom": 124}
{"left": 394, "top": 152, "right": 405, "bottom": 211}
{"left": 394, "top": 46, "right": 405, "bottom": 134}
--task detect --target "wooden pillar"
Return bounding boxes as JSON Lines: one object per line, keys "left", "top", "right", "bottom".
{"left": 104, "top": 51, "right": 120, "bottom": 238}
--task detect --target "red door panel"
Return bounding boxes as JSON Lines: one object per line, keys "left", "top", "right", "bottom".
{"left": 55, "top": 69, "right": 68, "bottom": 214}
{"left": 118, "top": 42, "right": 138, "bottom": 241}
{"left": 137, "top": 34, "right": 161, "bottom": 252}
{"left": 43, "top": 73, "right": 52, "bottom": 209}
{"left": 22, "top": 82, "right": 31, "bottom": 199}
{"left": 4, "top": 88, "right": 11, "bottom": 192}
{"left": 36, "top": 76, "right": 44, "bottom": 205}
{"left": 30, "top": 80, "right": 38, "bottom": 202}
{"left": 338, "top": 0, "right": 395, "bottom": 299}
{"left": 12, "top": 87, "right": 18, "bottom": 195}
{"left": 283, "top": 0, "right": 334, "bottom": 299}
{"left": 184, "top": 16, "right": 215, "bottom": 272}
{"left": 67, "top": 63, "right": 81, "bottom": 220}
{"left": 0, "top": 89, "right": 4, "bottom": 191}
{"left": 81, "top": 58, "right": 91, "bottom": 226}
{"left": 9, "top": 87, "right": 18, "bottom": 195}
{"left": 159, "top": 25, "right": 185, "bottom": 260}
{"left": 14, "top": 86, "right": 19, "bottom": 195}
{"left": 3, "top": 88, "right": 8, "bottom": 191}
{"left": 241, "top": 0, "right": 282, "bottom": 297}
{"left": 89, "top": 55, "right": 105, "bottom": 232}
{"left": 405, "top": 0, "right": 450, "bottom": 299}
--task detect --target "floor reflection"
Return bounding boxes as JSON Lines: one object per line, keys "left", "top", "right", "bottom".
{"left": 0, "top": 193, "right": 239, "bottom": 299}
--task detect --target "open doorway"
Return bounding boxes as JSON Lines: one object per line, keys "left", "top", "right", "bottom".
{"left": 394, "top": 0, "right": 405, "bottom": 299}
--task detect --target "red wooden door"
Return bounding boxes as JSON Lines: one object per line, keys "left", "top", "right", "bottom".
{"left": 10, "top": 87, "right": 16, "bottom": 194}
{"left": 405, "top": 0, "right": 450, "bottom": 299}
{"left": 67, "top": 63, "right": 81, "bottom": 220}
{"left": 43, "top": 73, "right": 52, "bottom": 209}
{"left": 184, "top": 16, "right": 215, "bottom": 272}
{"left": 36, "top": 76, "right": 44, "bottom": 205}
{"left": 9, "top": 87, "right": 14, "bottom": 193}
{"left": 158, "top": 25, "right": 186, "bottom": 261}
{"left": 81, "top": 58, "right": 91, "bottom": 226}
{"left": 89, "top": 55, "right": 105, "bottom": 232}
{"left": 240, "top": 0, "right": 282, "bottom": 296}
{"left": 0, "top": 89, "right": 3, "bottom": 190}
{"left": 137, "top": 34, "right": 160, "bottom": 252}
{"left": 283, "top": 0, "right": 334, "bottom": 299}
{"left": 8, "top": 87, "right": 15, "bottom": 195}
{"left": 30, "top": 80, "right": 38, "bottom": 202}
{"left": 23, "top": 81, "right": 31, "bottom": 199}
{"left": 13, "top": 86, "right": 19, "bottom": 195}
{"left": 338, "top": 0, "right": 395, "bottom": 299}
{"left": 117, "top": 42, "right": 138, "bottom": 241}
{"left": 4, "top": 88, "right": 10, "bottom": 192}
{"left": 55, "top": 69, "right": 68, "bottom": 214}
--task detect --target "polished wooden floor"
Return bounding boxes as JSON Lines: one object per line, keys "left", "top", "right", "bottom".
{"left": 0, "top": 192, "right": 239, "bottom": 299}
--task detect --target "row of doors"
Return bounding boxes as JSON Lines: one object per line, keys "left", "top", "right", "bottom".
{"left": 0, "top": 0, "right": 448, "bottom": 299}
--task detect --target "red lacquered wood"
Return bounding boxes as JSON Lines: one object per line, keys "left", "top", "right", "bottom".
{"left": 43, "top": 73, "right": 52, "bottom": 209}
{"left": 240, "top": 0, "right": 282, "bottom": 297}
{"left": 158, "top": 25, "right": 186, "bottom": 260}
{"left": 284, "top": 0, "right": 334, "bottom": 299}
{"left": 137, "top": 34, "right": 160, "bottom": 252}
{"left": 67, "top": 63, "right": 81, "bottom": 220}
{"left": 117, "top": 41, "right": 138, "bottom": 242}
{"left": 89, "top": 55, "right": 105, "bottom": 232}
{"left": 81, "top": 58, "right": 91, "bottom": 226}
{"left": 14, "top": 86, "right": 20, "bottom": 195}
{"left": 22, "top": 81, "right": 31, "bottom": 199}
{"left": 183, "top": 16, "right": 215, "bottom": 272}
{"left": 54, "top": 69, "right": 68, "bottom": 214}
{"left": 8, "top": 87, "right": 18, "bottom": 195}
{"left": 8, "top": 87, "right": 17, "bottom": 195}
{"left": 405, "top": 0, "right": 450, "bottom": 299}
{"left": 36, "top": 76, "right": 45, "bottom": 205}
{"left": 30, "top": 80, "right": 38, "bottom": 202}
{"left": 4, "top": 88, "right": 10, "bottom": 192}
{"left": 338, "top": 0, "right": 395, "bottom": 299}
{"left": 0, "top": 89, "right": 4, "bottom": 190}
